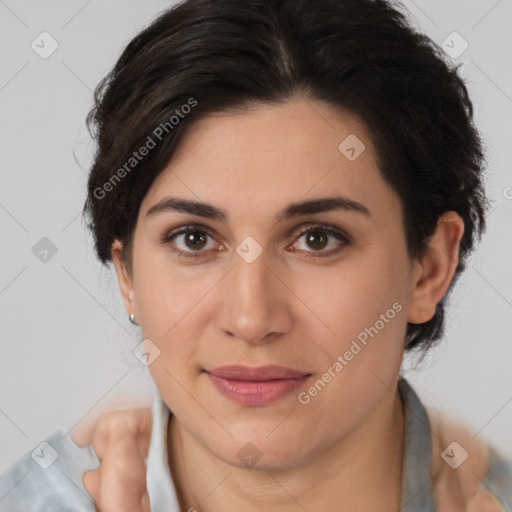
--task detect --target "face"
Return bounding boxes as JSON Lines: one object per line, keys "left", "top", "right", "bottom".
{"left": 116, "top": 96, "right": 421, "bottom": 469}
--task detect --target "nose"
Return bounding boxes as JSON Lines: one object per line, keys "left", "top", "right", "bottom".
{"left": 215, "top": 246, "right": 293, "bottom": 345}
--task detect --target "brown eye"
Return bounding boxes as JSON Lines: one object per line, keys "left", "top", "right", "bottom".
{"left": 161, "top": 225, "right": 219, "bottom": 259}
{"left": 182, "top": 230, "right": 208, "bottom": 250}
{"left": 290, "top": 224, "right": 352, "bottom": 258}
{"left": 304, "top": 229, "right": 329, "bottom": 251}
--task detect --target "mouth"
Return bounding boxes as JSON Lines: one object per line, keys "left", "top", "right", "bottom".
{"left": 204, "top": 365, "right": 311, "bottom": 406}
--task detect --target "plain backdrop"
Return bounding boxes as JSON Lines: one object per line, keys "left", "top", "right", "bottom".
{"left": 1, "top": 0, "right": 511, "bottom": 473}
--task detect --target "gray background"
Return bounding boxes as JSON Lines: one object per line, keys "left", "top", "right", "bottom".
{"left": 1, "top": 0, "right": 511, "bottom": 473}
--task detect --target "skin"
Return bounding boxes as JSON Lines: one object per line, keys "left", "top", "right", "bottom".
{"left": 103, "top": 95, "right": 463, "bottom": 511}
{"left": 79, "top": 408, "right": 152, "bottom": 512}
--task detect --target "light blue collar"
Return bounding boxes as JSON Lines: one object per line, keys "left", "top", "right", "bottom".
{"left": 398, "top": 376, "right": 436, "bottom": 511}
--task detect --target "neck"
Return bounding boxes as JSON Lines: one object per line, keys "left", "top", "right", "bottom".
{"left": 167, "top": 382, "right": 405, "bottom": 512}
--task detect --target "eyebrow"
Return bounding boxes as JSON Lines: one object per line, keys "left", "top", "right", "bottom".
{"left": 145, "top": 195, "right": 371, "bottom": 223}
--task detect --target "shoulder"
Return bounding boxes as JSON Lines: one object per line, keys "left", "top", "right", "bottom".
{"left": 0, "top": 428, "right": 99, "bottom": 512}
{"left": 426, "top": 409, "right": 512, "bottom": 511}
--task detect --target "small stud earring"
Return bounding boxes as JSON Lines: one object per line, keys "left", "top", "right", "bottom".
{"left": 129, "top": 313, "right": 137, "bottom": 325}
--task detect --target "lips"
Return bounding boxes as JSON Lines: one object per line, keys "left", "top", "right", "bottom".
{"left": 205, "top": 365, "right": 311, "bottom": 406}
{"left": 207, "top": 364, "right": 309, "bottom": 381}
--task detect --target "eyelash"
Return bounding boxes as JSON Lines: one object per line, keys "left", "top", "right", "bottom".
{"left": 160, "top": 223, "right": 352, "bottom": 260}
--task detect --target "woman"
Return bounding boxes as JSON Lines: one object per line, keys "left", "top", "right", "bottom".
{"left": 0, "top": 0, "right": 510, "bottom": 510}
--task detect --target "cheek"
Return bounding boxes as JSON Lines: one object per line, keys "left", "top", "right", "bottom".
{"left": 295, "top": 267, "right": 407, "bottom": 440}
{"left": 293, "top": 250, "right": 409, "bottom": 417}
{"left": 133, "top": 275, "right": 202, "bottom": 389}
{"left": 298, "top": 246, "right": 408, "bottom": 345}
{"left": 134, "top": 242, "right": 211, "bottom": 335}
{"left": 137, "top": 272, "right": 205, "bottom": 413}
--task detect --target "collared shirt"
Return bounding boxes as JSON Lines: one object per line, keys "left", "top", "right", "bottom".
{"left": 0, "top": 376, "right": 511, "bottom": 511}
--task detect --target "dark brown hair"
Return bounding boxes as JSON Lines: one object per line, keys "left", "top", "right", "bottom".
{"left": 83, "top": 0, "right": 489, "bottom": 353}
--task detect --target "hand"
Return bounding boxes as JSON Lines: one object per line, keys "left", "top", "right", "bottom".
{"left": 466, "top": 490, "right": 506, "bottom": 512}
{"left": 73, "top": 407, "right": 153, "bottom": 512}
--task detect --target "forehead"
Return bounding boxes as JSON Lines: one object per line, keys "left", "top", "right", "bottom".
{"left": 139, "top": 96, "right": 398, "bottom": 224}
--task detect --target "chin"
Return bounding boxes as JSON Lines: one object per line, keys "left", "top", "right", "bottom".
{"left": 206, "top": 430, "right": 312, "bottom": 472}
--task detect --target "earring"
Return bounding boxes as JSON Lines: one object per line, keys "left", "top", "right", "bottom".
{"left": 129, "top": 313, "right": 137, "bottom": 325}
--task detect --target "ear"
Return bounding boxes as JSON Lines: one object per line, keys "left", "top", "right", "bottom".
{"left": 111, "top": 239, "right": 138, "bottom": 321}
{"left": 407, "top": 211, "right": 464, "bottom": 324}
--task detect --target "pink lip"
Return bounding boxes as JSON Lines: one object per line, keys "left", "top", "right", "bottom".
{"left": 205, "top": 365, "right": 310, "bottom": 406}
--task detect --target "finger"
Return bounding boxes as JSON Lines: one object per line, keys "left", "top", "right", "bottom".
{"left": 83, "top": 468, "right": 100, "bottom": 500}
{"left": 79, "top": 407, "right": 152, "bottom": 512}
{"left": 93, "top": 437, "right": 149, "bottom": 512}
{"left": 91, "top": 408, "right": 153, "bottom": 461}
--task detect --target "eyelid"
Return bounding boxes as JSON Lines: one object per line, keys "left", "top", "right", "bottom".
{"left": 291, "top": 222, "right": 352, "bottom": 242}
{"left": 161, "top": 222, "right": 352, "bottom": 258}
{"left": 287, "top": 222, "right": 352, "bottom": 257}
